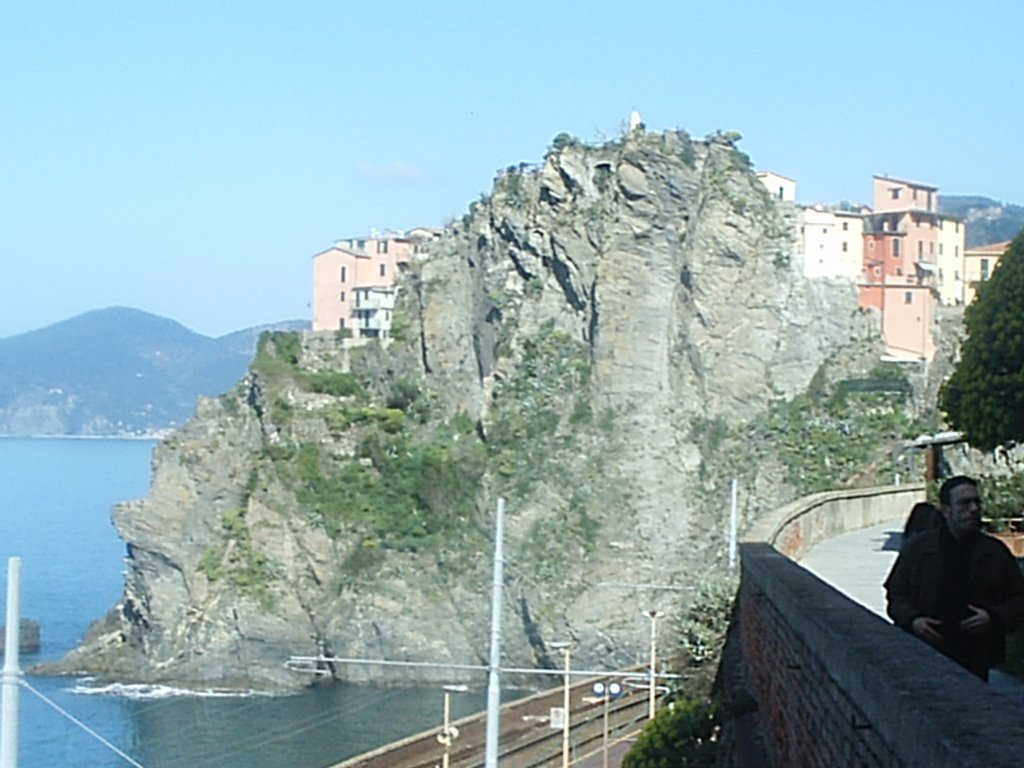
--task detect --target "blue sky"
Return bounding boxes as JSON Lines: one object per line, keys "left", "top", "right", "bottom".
{"left": 2, "top": 1, "right": 1021, "bottom": 339}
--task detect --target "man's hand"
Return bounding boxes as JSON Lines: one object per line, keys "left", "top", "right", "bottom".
{"left": 911, "top": 616, "right": 943, "bottom": 644}
{"left": 960, "top": 604, "right": 991, "bottom": 635}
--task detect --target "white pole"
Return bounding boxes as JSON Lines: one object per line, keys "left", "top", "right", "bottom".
{"left": 2, "top": 557, "right": 22, "bottom": 768}
{"left": 442, "top": 690, "right": 452, "bottom": 768}
{"left": 602, "top": 690, "right": 610, "bottom": 768}
{"left": 729, "top": 478, "right": 738, "bottom": 571}
{"left": 648, "top": 612, "right": 658, "bottom": 720}
{"left": 484, "top": 499, "right": 504, "bottom": 768}
{"left": 561, "top": 647, "right": 571, "bottom": 768}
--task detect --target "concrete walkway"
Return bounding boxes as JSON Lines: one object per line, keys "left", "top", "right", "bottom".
{"left": 799, "top": 521, "right": 1024, "bottom": 706}
{"left": 799, "top": 519, "right": 903, "bottom": 618}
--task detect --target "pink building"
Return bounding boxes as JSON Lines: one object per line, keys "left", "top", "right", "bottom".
{"left": 859, "top": 176, "right": 947, "bottom": 361}
{"left": 311, "top": 229, "right": 438, "bottom": 336}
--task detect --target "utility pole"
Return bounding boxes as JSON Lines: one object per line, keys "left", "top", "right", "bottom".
{"left": 729, "top": 478, "right": 739, "bottom": 570}
{"left": 554, "top": 644, "right": 571, "bottom": 768}
{"left": 2, "top": 557, "right": 22, "bottom": 768}
{"left": 439, "top": 684, "right": 468, "bottom": 768}
{"left": 484, "top": 499, "right": 504, "bottom": 768}
{"left": 644, "top": 609, "right": 664, "bottom": 721}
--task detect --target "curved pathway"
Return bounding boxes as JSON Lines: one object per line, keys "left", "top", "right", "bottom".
{"left": 798, "top": 520, "right": 902, "bottom": 618}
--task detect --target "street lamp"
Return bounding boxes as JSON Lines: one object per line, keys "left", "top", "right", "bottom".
{"left": 644, "top": 610, "right": 664, "bottom": 720}
{"left": 549, "top": 641, "right": 573, "bottom": 768}
{"left": 437, "top": 684, "right": 468, "bottom": 768}
{"left": 587, "top": 680, "right": 624, "bottom": 768}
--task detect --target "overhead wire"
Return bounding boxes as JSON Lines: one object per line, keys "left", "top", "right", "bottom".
{"left": 21, "top": 678, "right": 151, "bottom": 768}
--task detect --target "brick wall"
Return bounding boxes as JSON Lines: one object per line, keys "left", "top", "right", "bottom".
{"left": 739, "top": 567, "right": 897, "bottom": 767}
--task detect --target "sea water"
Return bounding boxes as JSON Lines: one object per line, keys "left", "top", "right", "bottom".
{"left": 0, "top": 438, "right": 494, "bottom": 768}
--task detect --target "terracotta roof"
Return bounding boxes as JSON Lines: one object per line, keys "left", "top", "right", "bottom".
{"left": 965, "top": 241, "right": 1012, "bottom": 255}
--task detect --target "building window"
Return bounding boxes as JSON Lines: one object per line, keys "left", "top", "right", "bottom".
{"left": 377, "top": 240, "right": 389, "bottom": 254}
{"left": 905, "top": 292, "right": 913, "bottom": 304}
{"left": 893, "top": 239, "right": 901, "bottom": 258}
{"left": 339, "top": 291, "right": 346, "bottom": 302}
{"left": 981, "top": 258, "right": 991, "bottom": 281}
{"left": 939, "top": 243, "right": 944, "bottom": 255}
{"left": 842, "top": 221, "right": 849, "bottom": 231}
{"left": 869, "top": 240, "right": 875, "bottom": 250}
{"left": 339, "top": 318, "right": 346, "bottom": 329}
{"left": 918, "top": 241, "right": 923, "bottom": 259}
{"left": 955, "top": 245, "right": 960, "bottom": 258}
{"left": 891, "top": 188, "right": 901, "bottom": 200}
{"left": 930, "top": 242, "right": 934, "bottom": 255}
{"left": 822, "top": 227, "right": 828, "bottom": 234}
{"left": 340, "top": 266, "right": 347, "bottom": 282}
{"left": 379, "top": 263, "right": 386, "bottom": 277}
{"left": 357, "top": 239, "right": 366, "bottom": 249}
{"left": 842, "top": 242, "right": 848, "bottom": 252}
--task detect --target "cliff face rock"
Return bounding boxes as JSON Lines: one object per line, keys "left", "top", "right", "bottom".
{"left": 52, "top": 130, "right": 881, "bottom": 690}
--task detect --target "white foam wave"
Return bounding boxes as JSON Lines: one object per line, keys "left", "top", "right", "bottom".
{"left": 69, "top": 679, "right": 276, "bottom": 700}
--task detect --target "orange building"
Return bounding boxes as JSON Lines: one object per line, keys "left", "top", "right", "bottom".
{"left": 859, "top": 176, "right": 962, "bottom": 361}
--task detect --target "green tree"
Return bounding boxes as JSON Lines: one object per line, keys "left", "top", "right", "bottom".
{"left": 940, "top": 230, "right": 1024, "bottom": 450}
{"left": 621, "top": 698, "right": 720, "bottom": 768}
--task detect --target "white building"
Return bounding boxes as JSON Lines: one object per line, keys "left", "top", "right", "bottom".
{"left": 796, "top": 206, "right": 864, "bottom": 280}
{"left": 756, "top": 171, "right": 797, "bottom": 203}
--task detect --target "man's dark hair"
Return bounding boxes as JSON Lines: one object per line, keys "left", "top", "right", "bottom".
{"left": 939, "top": 475, "right": 979, "bottom": 506}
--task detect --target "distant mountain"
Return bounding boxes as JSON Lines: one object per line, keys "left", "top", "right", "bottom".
{"left": 0, "top": 307, "right": 308, "bottom": 437}
{"left": 941, "top": 195, "right": 1024, "bottom": 247}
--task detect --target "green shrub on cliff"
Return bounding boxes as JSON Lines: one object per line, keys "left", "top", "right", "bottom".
{"left": 679, "top": 573, "right": 738, "bottom": 668}
{"left": 488, "top": 323, "right": 592, "bottom": 496}
{"left": 199, "top": 509, "right": 280, "bottom": 610}
{"left": 759, "top": 387, "right": 925, "bottom": 494}
{"left": 281, "top": 424, "right": 486, "bottom": 552}
{"left": 302, "top": 371, "right": 364, "bottom": 397}
{"left": 253, "top": 331, "right": 302, "bottom": 376}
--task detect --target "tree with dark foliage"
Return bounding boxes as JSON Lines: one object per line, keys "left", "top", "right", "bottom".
{"left": 940, "top": 231, "right": 1024, "bottom": 450}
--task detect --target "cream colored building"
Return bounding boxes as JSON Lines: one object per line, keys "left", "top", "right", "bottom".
{"left": 963, "top": 240, "right": 1011, "bottom": 305}
{"left": 935, "top": 216, "right": 967, "bottom": 305}
{"left": 756, "top": 171, "right": 797, "bottom": 202}
{"left": 797, "top": 206, "right": 864, "bottom": 280}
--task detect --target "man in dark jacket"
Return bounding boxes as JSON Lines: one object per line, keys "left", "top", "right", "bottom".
{"left": 884, "top": 475, "right": 1024, "bottom": 680}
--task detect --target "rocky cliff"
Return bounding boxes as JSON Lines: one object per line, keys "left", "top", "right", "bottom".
{"left": 50, "top": 129, "right": 887, "bottom": 691}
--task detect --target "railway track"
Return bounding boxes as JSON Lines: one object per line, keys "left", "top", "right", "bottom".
{"left": 331, "top": 674, "right": 653, "bottom": 768}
